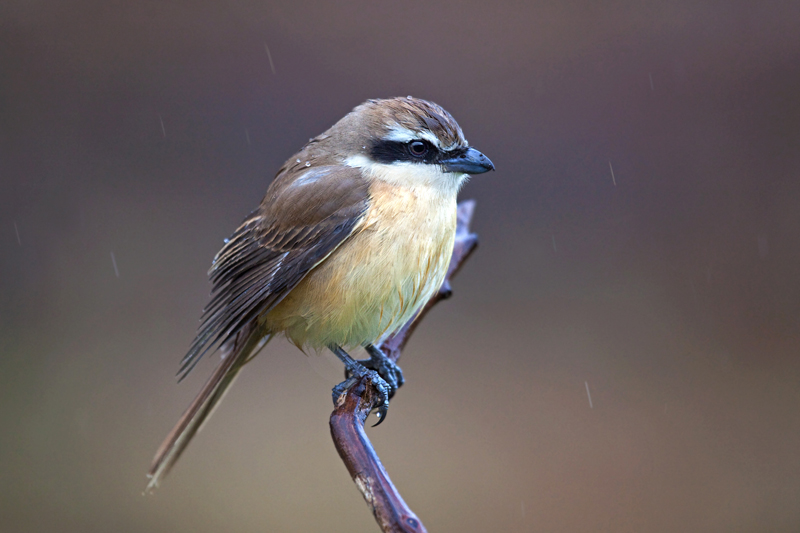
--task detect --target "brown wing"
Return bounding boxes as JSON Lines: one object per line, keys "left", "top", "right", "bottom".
{"left": 177, "top": 165, "right": 370, "bottom": 379}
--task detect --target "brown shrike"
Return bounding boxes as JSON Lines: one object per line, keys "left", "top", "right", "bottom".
{"left": 147, "top": 97, "right": 494, "bottom": 489}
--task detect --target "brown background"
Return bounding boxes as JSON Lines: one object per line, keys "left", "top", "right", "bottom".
{"left": 2, "top": 1, "right": 800, "bottom": 531}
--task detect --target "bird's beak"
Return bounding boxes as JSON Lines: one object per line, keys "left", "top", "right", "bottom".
{"left": 440, "top": 147, "right": 495, "bottom": 174}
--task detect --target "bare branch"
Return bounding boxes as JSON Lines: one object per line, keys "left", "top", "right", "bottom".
{"left": 330, "top": 200, "right": 479, "bottom": 532}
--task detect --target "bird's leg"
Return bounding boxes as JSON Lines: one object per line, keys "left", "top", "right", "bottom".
{"left": 330, "top": 344, "right": 390, "bottom": 426}
{"left": 362, "top": 344, "right": 405, "bottom": 394}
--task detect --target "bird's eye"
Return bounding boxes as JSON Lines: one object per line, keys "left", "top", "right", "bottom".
{"left": 408, "top": 141, "right": 428, "bottom": 158}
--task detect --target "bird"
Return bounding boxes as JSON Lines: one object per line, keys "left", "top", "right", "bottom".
{"left": 147, "top": 96, "right": 494, "bottom": 490}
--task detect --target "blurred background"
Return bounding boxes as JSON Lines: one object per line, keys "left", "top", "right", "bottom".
{"left": 2, "top": 1, "right": 800, "bottom": 531}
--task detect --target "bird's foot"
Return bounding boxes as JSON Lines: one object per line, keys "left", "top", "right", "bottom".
{"left": 332, "top": 366, "right": 391, "bottom": 426}
{"left": 345, "top": 345, "right": 404, "bottom": 398}
{"left": 360, "top": 344, "right": 405, "bottom": 396}
{"left": 330, "top": 345, "right": 391, "bottom": 426}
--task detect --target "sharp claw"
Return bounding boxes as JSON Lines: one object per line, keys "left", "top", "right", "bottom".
{"left": 373, "top": 375, "right": 390, "bottom": 426}
{"left": 372, "top": 402, "right": 389, "bottom": 427}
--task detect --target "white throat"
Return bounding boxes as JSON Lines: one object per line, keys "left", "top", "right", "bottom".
{"left": 344, "top": 154, "right": 467, "bottom": 197}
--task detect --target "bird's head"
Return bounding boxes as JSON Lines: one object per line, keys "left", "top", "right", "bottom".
{"left": 321, "top": 96, "right": 494, "bottom": 193}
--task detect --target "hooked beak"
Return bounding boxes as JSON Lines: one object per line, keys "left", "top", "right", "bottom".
{"left": 440, "top": 147, "right": 495, "bottom": 174}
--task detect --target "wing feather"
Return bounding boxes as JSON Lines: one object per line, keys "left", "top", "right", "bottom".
{"left": 177, "top": 165, "right": 370, "bottom": 379}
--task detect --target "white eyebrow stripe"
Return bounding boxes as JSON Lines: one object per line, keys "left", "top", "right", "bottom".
{"left": 440, "top": 139, "right": 465, "bottom": 151}
{"left": 384, "top": 126, "right": 442, "bottom": 148}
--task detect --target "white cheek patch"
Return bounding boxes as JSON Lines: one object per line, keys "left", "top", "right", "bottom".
{"left": 344, "top": 154, "right": 375, "bottom": 169}
{"left": 345, "top": 155, "right": 467, "bottom": 194}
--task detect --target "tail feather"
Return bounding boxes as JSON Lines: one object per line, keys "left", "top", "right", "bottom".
{"left": 147, "top": 328, "right": 267, "bottom": 491}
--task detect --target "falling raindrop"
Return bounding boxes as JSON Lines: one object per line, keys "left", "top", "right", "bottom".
{"left": 110, "top": 252, "right": 120, "bottom": 277}
{"left": 585, "top": 381, "right": 593, "bottom": 409}
{"left": 264, "top": 42, "right": 276, "bottom": 74}
{"left": 608, "top": 161, "right": 617, "bottom": 186}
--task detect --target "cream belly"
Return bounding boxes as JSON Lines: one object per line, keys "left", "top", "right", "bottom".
{"left": 264, "top": 180, "right": 456, "bottom": 350}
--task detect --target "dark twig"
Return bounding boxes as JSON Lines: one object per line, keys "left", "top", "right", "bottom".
{"left": 330, "top": 200, "right": 479, "bottom": 532}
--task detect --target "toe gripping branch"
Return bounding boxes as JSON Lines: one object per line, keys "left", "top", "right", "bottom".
{"left": 329, "top": 200, "right": 479, "bottom": 533}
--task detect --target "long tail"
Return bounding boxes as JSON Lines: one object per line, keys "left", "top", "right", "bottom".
{"left": 146, "top": 327, "right": 268, "bottom": 491}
